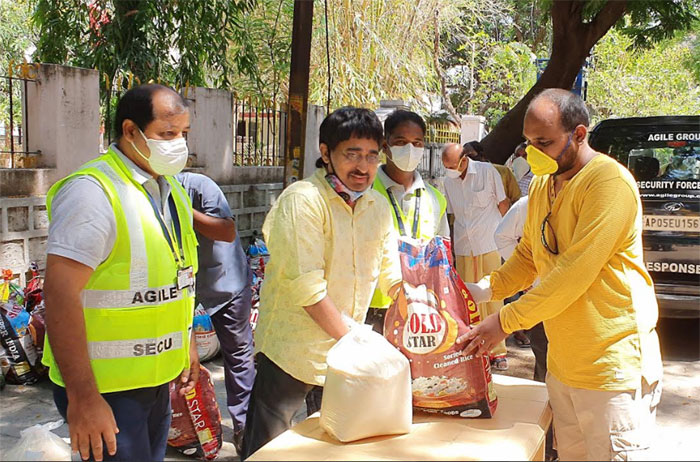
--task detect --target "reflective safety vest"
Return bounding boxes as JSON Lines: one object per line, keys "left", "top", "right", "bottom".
{"left": 42, "top": 147, "right": 199, "bottom": 393}
{"left": 370, "top": 175, "right": 447, "bottom": 308}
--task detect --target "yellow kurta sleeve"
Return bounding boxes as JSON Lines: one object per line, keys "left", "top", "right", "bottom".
{"left": 262, "top": 191, "right": 328, "bottom": 308}
{"left": 498, "top": 176, "right": 638, "bottom": 334}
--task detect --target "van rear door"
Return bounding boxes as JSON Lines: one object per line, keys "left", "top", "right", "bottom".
{"left": 589, "top": 117, "right": 700, "bottom": 317}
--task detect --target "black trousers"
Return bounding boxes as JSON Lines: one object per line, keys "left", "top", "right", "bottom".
{"left": 241, "top": 353, "right": 319, "bottom": 460}
{"left": 365, "top": 307, "right": 387, "bottom": 335}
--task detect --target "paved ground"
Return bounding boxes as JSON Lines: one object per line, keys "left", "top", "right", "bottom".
{"left": 1, "top": 317, "right": 697, "bottom": 461}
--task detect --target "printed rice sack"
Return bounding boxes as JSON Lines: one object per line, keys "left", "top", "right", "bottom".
{"left": 168, "top": 366, "right": 223, "bottom": 460}
{"left": 193, "top": 305, "right": 220, "bottom": 362}
{"left": 0, "top": 307, "right": 45, "bottom": 385}
{"left": 384, "top": 236, "right": 497, "bottom": 418}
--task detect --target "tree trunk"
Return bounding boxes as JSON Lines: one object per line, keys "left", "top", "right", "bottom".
{"left": 481, "top": 0, "right": 627, "bottom": 164}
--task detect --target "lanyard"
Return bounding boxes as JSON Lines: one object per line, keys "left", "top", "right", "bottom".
{"left": 387, "top": 188, "right": 421, "bottom": 239}
{"left": 144, "top": 189, "right": 184, "bottom": 268}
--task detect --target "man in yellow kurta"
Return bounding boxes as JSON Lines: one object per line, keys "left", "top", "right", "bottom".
{"left": 241, "top": 107, "right": 402, "bottom": 459}
{"left": 458, "top": 89, "right": 663, "bottom": 461}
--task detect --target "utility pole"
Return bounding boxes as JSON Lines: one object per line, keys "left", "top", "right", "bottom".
{"left": 284, "top": 0, "right": 314, "bottom": 187}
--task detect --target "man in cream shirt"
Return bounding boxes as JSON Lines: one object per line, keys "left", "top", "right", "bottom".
{"left": 241, "top": 107, "right": 402, "bottom": 459}
{"left": 441, "top": 143, "right": 509, "bottom": 370}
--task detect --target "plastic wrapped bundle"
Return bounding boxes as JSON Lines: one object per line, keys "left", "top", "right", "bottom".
{"left": 320, "top": 327, "right": 412, "bottom": 442}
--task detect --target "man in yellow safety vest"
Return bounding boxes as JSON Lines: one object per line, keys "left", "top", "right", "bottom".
{"left": 366, "top": 110, "right": 448, "bottom": 334}
{"left": 43, "top": 84, "right": 199, "bottom": 462}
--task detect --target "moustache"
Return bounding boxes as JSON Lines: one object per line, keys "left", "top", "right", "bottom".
{"left": 349, "top": 171, "right": 369, "bottom": 178}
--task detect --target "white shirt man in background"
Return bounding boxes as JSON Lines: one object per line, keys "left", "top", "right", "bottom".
{"left": 494, "top": 196, "right": 548, "bottom": 382}
{"left": 441, "top": 142, "right": 510, "bottom": 370}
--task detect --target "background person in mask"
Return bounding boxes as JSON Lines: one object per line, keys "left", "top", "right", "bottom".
{"left": 509, "top": 142, "right": 534, "bottom": 196}
{"left": 441, "top": 142, "right": 510, "bottom": 371}
{"left": 242, "top": 107, "right": 402, "bottom": 459}
{"left": 458, "top": 89, "right": 663, "bottom": 461}
{"left": 365, "top": 110, "right": 448, "bottom": 334}
{"left": 42, "top": 84, "right": 199, "bottom": 461}
{"left": 464, "top": 140, "right": 521, "bottom": 207}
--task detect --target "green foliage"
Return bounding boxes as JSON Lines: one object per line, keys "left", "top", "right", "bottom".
{"left": 308, "top": 0, "right": 462, "bottom": 109}
{"left": 0, "top": 0, "right": 36, "bottom": 72}
{"left": 226, "top": 0, "right": 295, "bottom": 104}
{"left": 439, "top": 0, "right": 539, "bottom": 127}
{"left": 0, "top": 0, "right": 37, "bottom": 126}
{"left": 471, "top": 41, "right": 537, "bottom": 124}
{"left": 31, "top": 0, "right": 258, "bottom": 95}
{"left": 617, "top": 0, "right": 699, "bottom": 48}
{"left": 587, "top": 28, "right": 700, "bottom": 123}
{"left": 231, "top": 0, "right": 464, "bottom": 110}
{"left": 533, "top": 0, "right": 698, "bottom": 48}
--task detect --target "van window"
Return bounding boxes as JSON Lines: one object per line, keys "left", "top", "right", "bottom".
{"left": 628, "top": 145, "right": 700, "bottom": 181}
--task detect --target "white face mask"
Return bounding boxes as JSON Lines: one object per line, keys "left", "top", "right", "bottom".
{"left": 445, "top": 168, "right": 462, "bottom": 178}
{"left": 131, "top": 128, "right": 189, "bottom": 176}
{"left": 444, "top": 157, "right": 465, "bottom": 179}
{"left": 389, "top": 143, "right": 424, "bottom": 172}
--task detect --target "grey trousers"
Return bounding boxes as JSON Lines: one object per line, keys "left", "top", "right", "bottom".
{"left": 208, "top": 285, "right": 255, "bottom": 434}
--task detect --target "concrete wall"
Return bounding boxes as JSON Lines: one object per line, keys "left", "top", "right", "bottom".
{"left": 303, "top": 105, "right": 326, "bottom": 180}
{"left": 460, "top": 115, "right": 487, "bottom": 144}
{"left": 0, "top": 196, "right": 48, "bottom": 285}
{"left": 1, "top": 64, "right": 100, "bottom": 197}
{"left": 220, "top": 183, "right": 284, "bottom": 244}
{"left": 187, "top": 87, "right": 235, "bottom": 183}
{"left": 25, "top": 64, "right": 101, "bottom": 181}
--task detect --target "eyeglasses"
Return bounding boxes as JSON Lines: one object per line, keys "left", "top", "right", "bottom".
{"left": 540, "top": 211, "right": 559, "bottom": 255}
{"left": 338, "top": 151, "right": 381, "bottom": 165}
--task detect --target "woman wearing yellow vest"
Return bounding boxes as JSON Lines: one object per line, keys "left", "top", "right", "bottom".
{"left": 366, "top": 110, "right": 448, "bottom": 334}
{"left": 43, "top": 85, "right": 199, "bottom": 462}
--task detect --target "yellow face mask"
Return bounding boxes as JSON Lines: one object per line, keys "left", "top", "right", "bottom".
{"left": 525, "top": 132, "right": 574, "bottom": 176}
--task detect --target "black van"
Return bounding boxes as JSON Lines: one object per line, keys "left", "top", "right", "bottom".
{"left": 589, "top": 116, "right": 700, "bottom": 318}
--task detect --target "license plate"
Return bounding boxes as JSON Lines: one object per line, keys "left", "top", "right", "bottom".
{"left": 643, "top": 215, "right": 700, "bottom": 232}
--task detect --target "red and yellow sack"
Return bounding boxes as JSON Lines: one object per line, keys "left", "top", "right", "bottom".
{"left": 168, "top": 366, "right": 222, "bottom": 460}
{"left": 384, "top": 236, "right": 497, "bottom": 418}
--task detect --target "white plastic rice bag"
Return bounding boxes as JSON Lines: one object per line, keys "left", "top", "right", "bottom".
{"left": 193, "top": 304, "right": 220, "bottom": 362}
{"left": 320, "top": 326, "right": 412, "bottom": 442}
{"left": 3, "top": 420, "right": 71, "bottom": 461}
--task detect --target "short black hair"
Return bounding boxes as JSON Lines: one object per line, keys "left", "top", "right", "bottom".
{"left": 463, "top": 140, "right": 485, "bottom": 160}
{"left": 315, "top": 106, "right": 383, "bottom": 168}
{"left": 384, "top": 110, "right": 426, "bottom": 140}
{"left": 530, "top": 88, "right": 590, "bottom": 132}
{"left": 114, "top": 84, "right": 187, "bottom": 138}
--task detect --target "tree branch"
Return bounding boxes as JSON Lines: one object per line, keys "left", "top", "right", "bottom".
{"left": 585, "top": 0, "right": 628, "bottom": 49}
{"left": 433, "top": 10, "right": 460, "bottom": 127}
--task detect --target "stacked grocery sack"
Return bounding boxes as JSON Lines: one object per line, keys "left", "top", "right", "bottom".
{"left": 168, "top": 235, "right": 271, "bottom": 460}
{"left": 0, "top": 263, "right": 47, "bottom": 388}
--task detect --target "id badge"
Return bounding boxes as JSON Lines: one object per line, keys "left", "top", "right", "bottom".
{"left": 177, "top": 266, "right": 195, "bottom": 291}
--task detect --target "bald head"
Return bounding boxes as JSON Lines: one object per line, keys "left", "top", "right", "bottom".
{"left": 526, "top": 88, "right": 589, "bottom": 132}
{"left": 442, "top": 143, "right": 464, "bottom": 165}
{"left": 115, "top": 84, "right": 188, "bottom": 138}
